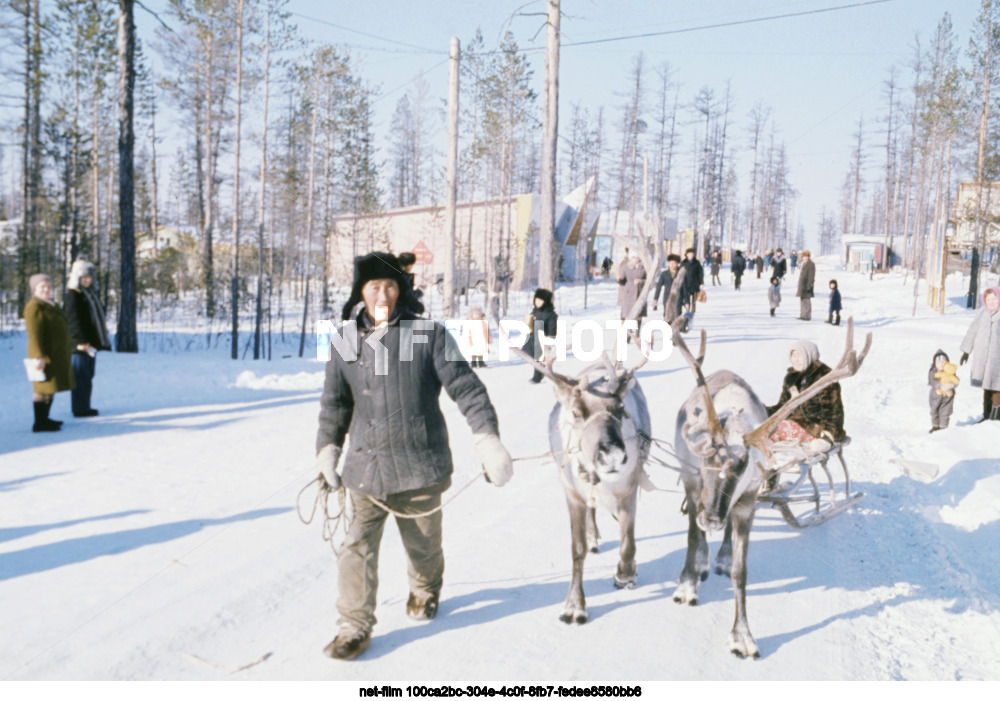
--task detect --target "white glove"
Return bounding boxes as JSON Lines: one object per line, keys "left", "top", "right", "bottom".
{"left": 316, "top": 444, "right": 341, "bottom": 489}
{"left": 474, "top": 434, "right": 513, "bottom": 487}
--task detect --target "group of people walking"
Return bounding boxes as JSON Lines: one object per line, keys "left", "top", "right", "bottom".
{"left": 23, "top": 260, "right": 108, "bottom": 432}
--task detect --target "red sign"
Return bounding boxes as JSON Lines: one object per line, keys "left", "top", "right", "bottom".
{"left": 411, "top": 240, "right": 434, "bottom": 264}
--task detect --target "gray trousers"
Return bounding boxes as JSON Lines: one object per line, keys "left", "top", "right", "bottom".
{"left": 337, "top": 480, "right": 448, "bottom": 634}
{"left": 930, "top": 392, "right": 955, "bottom": 428}
{"left": 799, "top": 297, "right": 812, "bottom": 320}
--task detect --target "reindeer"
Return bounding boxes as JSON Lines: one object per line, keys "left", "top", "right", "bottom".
{"left": 513, "top": 241, "right": 660, "bottom": 624}
{"left": 670, "top": 318, "right": 871, "bottom": 658}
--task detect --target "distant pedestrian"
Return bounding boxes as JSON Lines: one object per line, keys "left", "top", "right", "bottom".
{"left": 680, "top": 248, "right": 705, "bottom": 331}
{"left": 65, "top": 260, "right": 111, "bottom": 417}
{"left": 653, "top": 254, "right": 683, "bottom": 322}
{"left": 928, "top": 349, "right": 958, "bottom": 433}
{"left": 618, "top": 253, "right": 648, "bottom": 341}
{"left": 731, "top": 250, "right": 746, "bottom": 291}
{"left": 601, "top": 256, "right": 613, "bottom": 279}
{"left": 772, "top": 248, "right": 787, "bottom": 282}
{"left": 527, "top": 288, "right": 558, "bottom": 383}
{"left": 709, "top": 250, "right": 722, "bottom": 286}
{"left": 768, "top": 276, "right": 781, "bottom": 317}
{"left": 397, "top": 252, "right": 425, "bottom": 315}
{"left": 24, "top": 274, "right": 74, "bottom": 432}
{"left": 797, "top": 250, "right": 815, "bottom": 320}
{"left": 959, "top": 286, "right": 1000, "bottom": 422}
{"left": 790, "top": 251, "right": 798, "bottom": 274}
{"left": 463, "top": 305, "right": 490, "bottom": 368}
{"left": 827, "top": 279, "right": 842, "bottom": 326}
{"left": 755, "top": 252, "right": 764, "bottom": 279}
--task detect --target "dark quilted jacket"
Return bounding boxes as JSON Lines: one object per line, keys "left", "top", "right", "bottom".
{"left": 317, "top": 309, "right": 500, "bottom": 499}
{"left": 766, "top": 360, "right": 846, "bottom": 441}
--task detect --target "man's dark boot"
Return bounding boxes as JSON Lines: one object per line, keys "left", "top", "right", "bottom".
{"left": 406, "top": 592, "right": 440, "bottom": 621}
{"left": 323, "top": 628, "right": 371, "bottom": 660}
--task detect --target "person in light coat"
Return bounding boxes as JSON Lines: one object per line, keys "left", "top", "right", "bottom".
{"left": 462, "top": 305, "right": 490, "bottom": 368}
{"left": 960, "top": 286, "right": 1000, "bottom": 421}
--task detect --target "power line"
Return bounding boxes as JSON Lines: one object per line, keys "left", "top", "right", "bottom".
{"left": 288, "top": 10, "right": 444, "bottom": 55}
{"left": 561, "top": 0, "right": 896, "bottom": 48}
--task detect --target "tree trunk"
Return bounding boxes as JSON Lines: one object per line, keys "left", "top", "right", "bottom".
{"left": 230, "top": 0, "right": 245, "bottom": 359}
{"left": 298, "top": 70, "right": 321, "bottom": 358}
{"left": 116, "top": 0, "right": 137, "bottom": 352}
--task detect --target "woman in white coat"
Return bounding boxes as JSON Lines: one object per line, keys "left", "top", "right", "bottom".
{"left": 960, "top": 286, "right": 1000, "bottom": 421}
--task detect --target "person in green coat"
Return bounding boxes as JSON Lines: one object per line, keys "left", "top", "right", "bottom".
{"left": 24, "top": 273, "right": 75, "bottom": 432}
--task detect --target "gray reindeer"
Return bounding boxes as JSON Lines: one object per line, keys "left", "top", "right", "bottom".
{"left": 670, "top": 318, "right": 870, "bottom": 658}
{"left": 514, "top": 243, "right": 660, "bottom": 624}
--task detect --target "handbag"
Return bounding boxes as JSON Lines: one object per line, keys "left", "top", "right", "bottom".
{"left": 697, "top": 289, "right": 708, "bottom": 304}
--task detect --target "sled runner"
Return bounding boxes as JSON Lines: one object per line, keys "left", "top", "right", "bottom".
{"left": 757, "top": 437, "right": 865, "bottom": 528}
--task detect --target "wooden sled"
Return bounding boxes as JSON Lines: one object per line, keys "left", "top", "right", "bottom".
{"left": 757, "top": 437, "right": 865, "bottom": 528}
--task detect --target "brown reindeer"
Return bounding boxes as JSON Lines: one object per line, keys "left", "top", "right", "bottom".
{"left": 670, "top": 319, "right": 871, "bottom": 658}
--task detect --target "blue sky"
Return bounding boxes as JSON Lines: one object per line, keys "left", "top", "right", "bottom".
{"left": 137, "top": 0, "right": 978, "bottom": 244}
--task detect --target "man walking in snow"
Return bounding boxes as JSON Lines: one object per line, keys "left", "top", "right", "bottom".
{"left": 315, "top": 251, "right": 513, "bottom": 660}
{"left": 797, "top": 250, "right": 816, "bottom": 320}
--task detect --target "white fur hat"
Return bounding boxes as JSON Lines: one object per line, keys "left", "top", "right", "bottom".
{"left": 68, "top": 260, "right": 95, "bottom": 291}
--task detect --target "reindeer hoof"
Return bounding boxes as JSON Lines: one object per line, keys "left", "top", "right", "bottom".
{"left": 588, "top": 544, "right": 599, "bottom": 554}
{"left": 672, "top": 581, "right": 699, "bottom": 605}
{"left": 713, "top": 563, "right": 731, "bottom": 577}
{"left": 728, "top": 632, "right": 760, "bottom": 659}
{"left": 613, "top": 575, "right": 636, "bottom": 590}
{"left": 700, "top": 571, "right": 709, "bottom": 582}
{"left": 559, "top": 609, "right": 588, "bottom": 624}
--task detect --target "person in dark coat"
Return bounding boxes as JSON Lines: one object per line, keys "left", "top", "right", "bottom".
{"left": 796, "top": 250, "right": 815, "bottom": 320}
{"left": 755, "top": 252, "right": 764, "bottom": 278}
{"left": 731, "top": 250, "right": 746, "bottom": 290}
{"left": 24, "top": 274, "right": 75, "bottom": 432}
{"left": 316, "top": 251, "right": 513, "bottom": 660}
{"left": 680, "top": 248, "right": 704, "bottom": 322}
{"left": 396, "top": 252, "right": 425, "bottom": 315}
{"left": 709, "top": 250, "right": 722, "bottom": 286}
{"left": 526, "top": 287, "right": 558, "bottom": 382}
{"left": 959, "top": 286, "right": 1000, "bottom": 421}
{"left": 768, "top": 276, "right": 782, "bottom": 317}
{"left": 65, "top": 260, "right": 111, "bottom": 417}
{"left": 766, "top": 340, "right": 846, "bottom": 449}
{"left": 772, "top": 248, "right": 787, "bottom": 282}
{"left": 827, "top": 279, "right": 842, "bottom": 325}
{"left": 928, "top": 349, "right": 957, "bottom": 432}
{"left": 790, "top": 251, "right": 798, "bottom": 273}
{"left": 653, "top": 254, "right": 683, "bottom": 322}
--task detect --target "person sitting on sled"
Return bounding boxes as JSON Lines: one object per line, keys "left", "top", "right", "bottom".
{"left": 766, "top": 340, "right": 846, "bottom": 452}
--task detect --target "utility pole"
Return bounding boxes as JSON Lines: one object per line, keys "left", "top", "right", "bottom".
{"left": 539, "top": 0, "right": 560, "bottom": 290}
{"left": 444, "top": 37, "right": 460, "bottom": 318}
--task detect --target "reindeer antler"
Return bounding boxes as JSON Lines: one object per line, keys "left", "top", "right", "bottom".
{"left": 670, "top": 314, "right": 726, "bottom": 448}
{"left": 743, "top": 317, "right": 872, "bottom": 456}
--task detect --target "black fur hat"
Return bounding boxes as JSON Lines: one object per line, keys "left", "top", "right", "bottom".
{"left": 398, "top": 252, "right": 417, "bottom": 267}
{"left": 341, "top": 252, "right": 416, "bottom": 320}
{"left": 533, "top": 287, "right": 554, "bottom": 312}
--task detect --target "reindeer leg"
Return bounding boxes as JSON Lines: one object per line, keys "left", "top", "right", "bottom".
{"left": 561, "top": 494, "right": 590, "bottom": 624}
{"left": 586, "top": 506, "right": 600, "bottom": 553}
{"left": 715, "top": 520, "right": 733, "bottom": 576}
{"left": 613, "top": 493, "right": 637, "bottom": 589}
{"left": 727, "top": 493, "right": 760, "bottom": 659}
{"left": 673, "top": 495, "right": 710, "bottom": 605}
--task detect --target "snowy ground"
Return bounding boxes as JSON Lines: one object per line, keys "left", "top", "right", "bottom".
{"left": 1, "top": 258, "right": 999, "bottom": 683}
